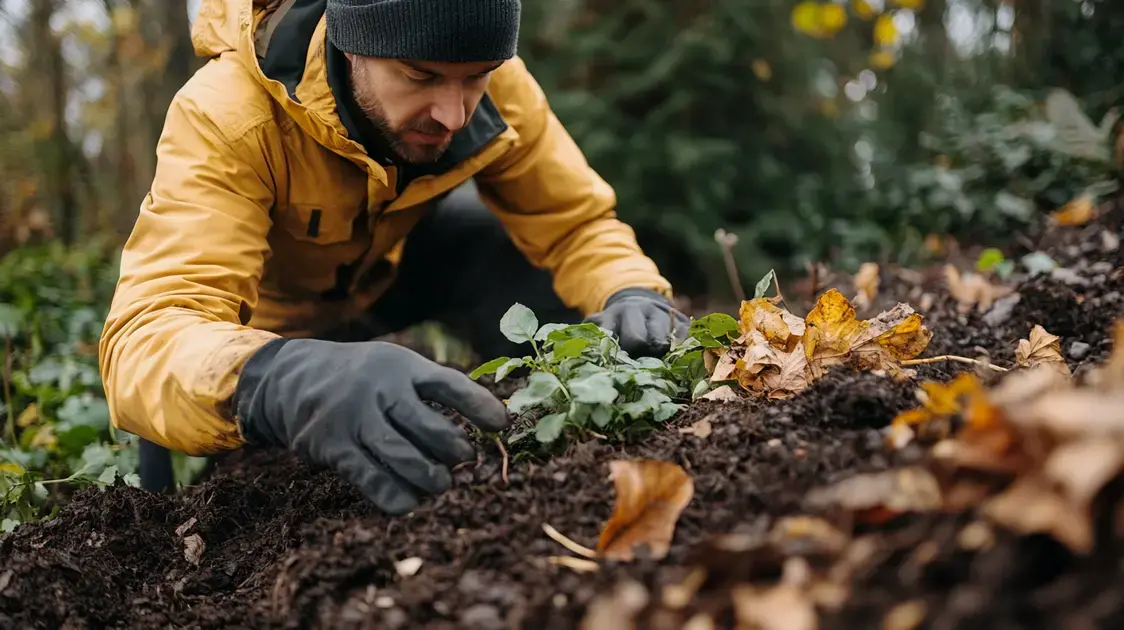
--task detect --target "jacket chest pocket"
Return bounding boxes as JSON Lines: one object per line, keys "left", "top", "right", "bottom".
{"left": 266, "top": 204, "right": 368, "bottom": 297}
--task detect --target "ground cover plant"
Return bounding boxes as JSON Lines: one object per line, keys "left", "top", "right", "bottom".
{"left": 0, "top": 193, "right": 1122, "bottom": 629}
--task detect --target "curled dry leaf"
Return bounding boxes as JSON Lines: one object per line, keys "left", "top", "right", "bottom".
{"left": 738, "top": 333, "right": 810, "bottom": 400}
{"left": 803, "top": 468, "right": 943, "bottom": 524}
{"left": 1050, "top": 193, "right": 1097, "bottom": 227}
{"left": 1084, "top": 320, "right": 1124, "bottom": 392}
{"left": 852, "top": 262, "right": 880, "bottom": 311}
{"left": 597, "top": 460, "right": 695, "bottom": 561}
{"left": 944, "top": 265, "right": 1015, "bottom": 314}
{"left": 739, "top": 298, "right": 805, "bottom": 350}
{"left": 1015, "top": 325, "right": 1071, "bottom": 377}
{"left": 710, "top": 350, "right": 738, "bottom": 383}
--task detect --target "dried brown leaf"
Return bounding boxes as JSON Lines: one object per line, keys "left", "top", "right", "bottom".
{"left": 732, "top": 584, "right": 818, "bottom": 630}
{"left": 982, "top": 476, "right": 1093, "bottom": 553}
{"left": 1015, "top": 325, "right": 1071, "bottom": 377}
{"left": 711, "top": 350, "right": 738, "bottom": 383}
{"left": 183, "top": 533, "right": 205, "bottom": 566}
{"left": 740, "top": 298, "right": 806, "bottom": 350}
{"left": 580, "top": 580, "right": 649, "bottom": 630}
{"left": 597, "top": 460, "right": 695, "bottom": 561}
{"left": 679, "top": 418, "right": 714, "bottom": 439}
{"left": 1050, "top": 193, "right": 1097, "bottom": 227}
{"left": 737, "top": 333, "right": 809, "bottom": 400}
{"left": 945, "top": 265, "right": 1015, "bottom": 314}
{"left": 1085, "top": 320, "right": 1124, "bottom": 392}
{"left": 883, "top": 600, "right": 927, "bottom": 630}
{"left": 804, "top": 467, "right": 943, "bottom": 523}
{"left": 701, "top": 385, "right": 741, "bottom": 401}
{"left": 853, "top": 262, "right": 880, "bottom": 311}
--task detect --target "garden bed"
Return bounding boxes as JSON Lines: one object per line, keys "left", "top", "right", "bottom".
{"left": 1, "top": 199, "right": 1122, "bottom": 630}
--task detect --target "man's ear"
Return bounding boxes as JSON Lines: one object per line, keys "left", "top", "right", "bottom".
{"left": 344, "top": 52, "right": 356, "bottom": 65}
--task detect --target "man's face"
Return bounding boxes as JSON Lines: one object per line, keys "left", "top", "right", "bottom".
{"left": 346, "top": 54, "right": 503, "bottom": 164}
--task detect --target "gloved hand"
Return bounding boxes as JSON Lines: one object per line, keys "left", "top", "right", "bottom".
{"left": 233, "top": 338, "right": 510, "bottom": 515}
{"left": 586, "top": 288, "right": 689, "bottom": 358}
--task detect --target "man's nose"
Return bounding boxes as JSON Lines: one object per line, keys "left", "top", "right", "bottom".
{"left": 429, "top": 85, "right": 467, "bottom": 132}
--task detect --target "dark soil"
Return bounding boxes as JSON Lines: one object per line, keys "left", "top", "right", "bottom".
{"left": 2, "top": 202, "right": 1122, "bottom": 630}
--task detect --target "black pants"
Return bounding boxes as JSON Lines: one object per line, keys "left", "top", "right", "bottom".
{"left": 138, "top": 180, "right": 584, "bottom": 491}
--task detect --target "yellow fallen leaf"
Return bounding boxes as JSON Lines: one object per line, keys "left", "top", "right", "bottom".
{"left": 851, "top": 311, "right": 933, "bottom": 371}
{"left": 739, "top": 297, "right": 805, "bottom": 350}
{"left": 1050, "top": 193, "right": 1096, "bottom": 227}
{"left": 0, "top": 461, "right": 25, "bottom": 475}
{"left": 804, "top": 289, "right": 869, "bottom": 377}
{"left": 982, "top": 475, "right": 1094, "bottom": 553}
{"left": 1014, "top": 325, "right": 1071, "bottom": 377}
{"left": 852, "top": 262, "right": 880, "bottom": 311}
{"left": 945, "top": 264, "right": 1015, "bottom": 314}
{"left": 596, "top": 460, "right": 695, "bottom": 561}
{"left": 803, "top": 467, "right": 943, "bottom": 524}
{"left": 16, "top": 403, "right": 39, "bottom": 428}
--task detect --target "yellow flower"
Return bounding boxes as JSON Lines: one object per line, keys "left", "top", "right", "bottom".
{"left": 792, "top": 1, "right": 848, "bottom": 39}
{"left": 869, "top": 49, "right": 897, "bottom": 69}
{"left": 874, "top": 13, "right": 899, "bottom": 47}
{"left": 892, "top": 0, "right": 925, "bottom": 9}
{"left": 853, "top": 0, "right": 877, "bottom": 19}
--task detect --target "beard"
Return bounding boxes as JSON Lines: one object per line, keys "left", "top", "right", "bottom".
{"left": 350, "top": 61, "right": 452, "bottom": 165}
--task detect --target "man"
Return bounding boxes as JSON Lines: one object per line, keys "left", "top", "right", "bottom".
{"left": 99, "top": 0, "right": 687, "bottom": 515}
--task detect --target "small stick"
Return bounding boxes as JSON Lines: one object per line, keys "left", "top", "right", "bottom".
{"left": 494, "top": 436, "right": 509, "bottom": 486}
{"left": 900, "top": 355, "right": 1009, "bottom": 373}
{"left": 715, "top": 229, "right": 746, "bottom": 302}
{"left": 547, "top": 556, "right": 601, "bottom": 573}
{"left": 542, "top": 523, "right": 598, "bottom": 559}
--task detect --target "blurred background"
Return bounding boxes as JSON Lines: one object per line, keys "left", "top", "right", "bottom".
{"left": 1, "top": 0, "right": 1123, "bottom": 516}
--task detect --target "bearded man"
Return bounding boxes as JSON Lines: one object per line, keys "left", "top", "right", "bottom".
{"left": 99, "top": 0, "right": 687, "bottom": 514}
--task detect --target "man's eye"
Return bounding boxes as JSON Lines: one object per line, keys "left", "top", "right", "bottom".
{"left": 407, "top": 72, "right": 436, "bottom": 84}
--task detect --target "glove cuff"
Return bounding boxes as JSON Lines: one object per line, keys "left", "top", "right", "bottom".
{"left": 604, "top": 287, "right": 672, "bottom": 308}
{"left": 233, "top": 337, "right": 292, "bottom": 447}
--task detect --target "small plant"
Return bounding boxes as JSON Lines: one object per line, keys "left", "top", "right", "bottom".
{"left": 470, "top": 304, "right": 708, "bottom": 445}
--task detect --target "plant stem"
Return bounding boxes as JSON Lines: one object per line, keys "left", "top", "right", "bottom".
{"left": 900, "top": 355, "right": 1010, "bottom": 373}
{"left": 714, "top": 229, "right": 746, "bottom": 302}
{"left": 542, "top": 523, "right": 598, "bottom": 559}
{"left": 494, "top": 436, "right": 509, "bottom": 486}
{"left": 547, "top": 556, "right": 600, "bottom": 573}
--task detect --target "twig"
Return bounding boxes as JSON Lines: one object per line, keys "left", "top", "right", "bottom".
{"left": 547, "top": 556, "right": 601, "bottom": 573}
{"left": 900, "top": 355, "right": 1009, "bottom": 373}
{"left": 542, "top": 523, "right": 598, "bottom": 559}
{"left": 494, "top": 436, "right": 509, "bottom": 487}
{"left": 714, "top": 229, "right": 746, "bottom": 302}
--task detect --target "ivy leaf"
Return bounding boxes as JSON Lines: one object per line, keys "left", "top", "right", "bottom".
{"left": 689, "top": 313, "right": 739, "bottom": 348}
{"left": 754, "top": 269, "right": 776, "bottom": 299}
{"left": 469, "top": 356, "right": 512, "bottom": 380}
{"left": 635, "top": 356, "right": 667, "bottom": 370}
{"left": 500, "top": 303, "right": 538, "bottom": 344}
{"left": 655, "top": 403, "right": 683, "bottom": 422}
{"left": 535, "top": 412, "right": 567, "bottom": 443}
{"left": 507, "top": 372, "right": 562, "bottom": 414}
{"left": 621, "top": 389, "right": 672, "bottom": 419}
{"left": 569, "top": 373, "right": 620, "bottom": 405}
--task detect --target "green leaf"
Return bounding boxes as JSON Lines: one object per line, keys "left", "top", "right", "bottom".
{"left": 620, "top": 389, "right": 671, "bottom": 419}
{"left": 535, "top": 412, "right": 567, "bottom": 443}
{"left": 754, "top": 269, "right": 776, "bottom": 299}
{"left": 123, "top": 473, "right": 141, "bottom": 487}
{"left": 495, "top": 358, "right": 527, "bottom": 381}
{"left": 554, "top": 338, "right": 590, "bottom": 360}
{"left": 655, "top": 402, "right": 683, "bottom": 422}
{"left": 975, "top": 247, "right": 1006, "bottom": 272}
{"left": 534, "top": 323, "right": 570, "bottom": 342}
{"left": 469, "top": 356, "right": 512, "bottom": 380}
{"left": 1, "top": 518, "right": 19, "bottom": 533}
{"left": 568, "top": 373, "right": 619, "bottom": 405}
{"left": 0, "top": 303, "right": 22, "bottom": 339}
{"left": 76, "top": 443, "right": 115, "bottom": 477}
{"left": 499, "top": 303, "right": 538, "bottom": 344}
{"left": 591, "top": 405, "right": 613, "bottom": 429}
{"left": 692, "top": 380, "right": 711, "bottom": 399}
{"left": 1021, "top": 251, "right": 1058, "bottom": 276}
{"left": 507, "top": 372, "right": 562, "bottom": 414}
{"left": 96, "top": 465, "right": 120, "bottom": 485}
{"left": 635, "top": 356, "right": 667, "bottom": 370}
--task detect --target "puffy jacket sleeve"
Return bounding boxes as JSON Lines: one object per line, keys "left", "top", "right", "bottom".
{"left": 98, "top": 89, "right": 282, "bottom": 456}
{"left": 474, "top": 56, "right": 673, "bottom": 316}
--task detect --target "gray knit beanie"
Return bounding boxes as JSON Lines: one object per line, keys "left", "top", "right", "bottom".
{"left": 326, "top": 0, "right": 521, "bottom": 63}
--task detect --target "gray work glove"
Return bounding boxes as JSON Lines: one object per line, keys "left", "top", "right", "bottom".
{"left": 234, "top": 338, "right": 510, "bottom": 515}
{"left": 586, "top": 288, "right": 689, "bottom": 358}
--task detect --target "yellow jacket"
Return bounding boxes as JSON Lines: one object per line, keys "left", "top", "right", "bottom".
{"left": 98, "top": 0, "right": 672, "bottom": 456}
